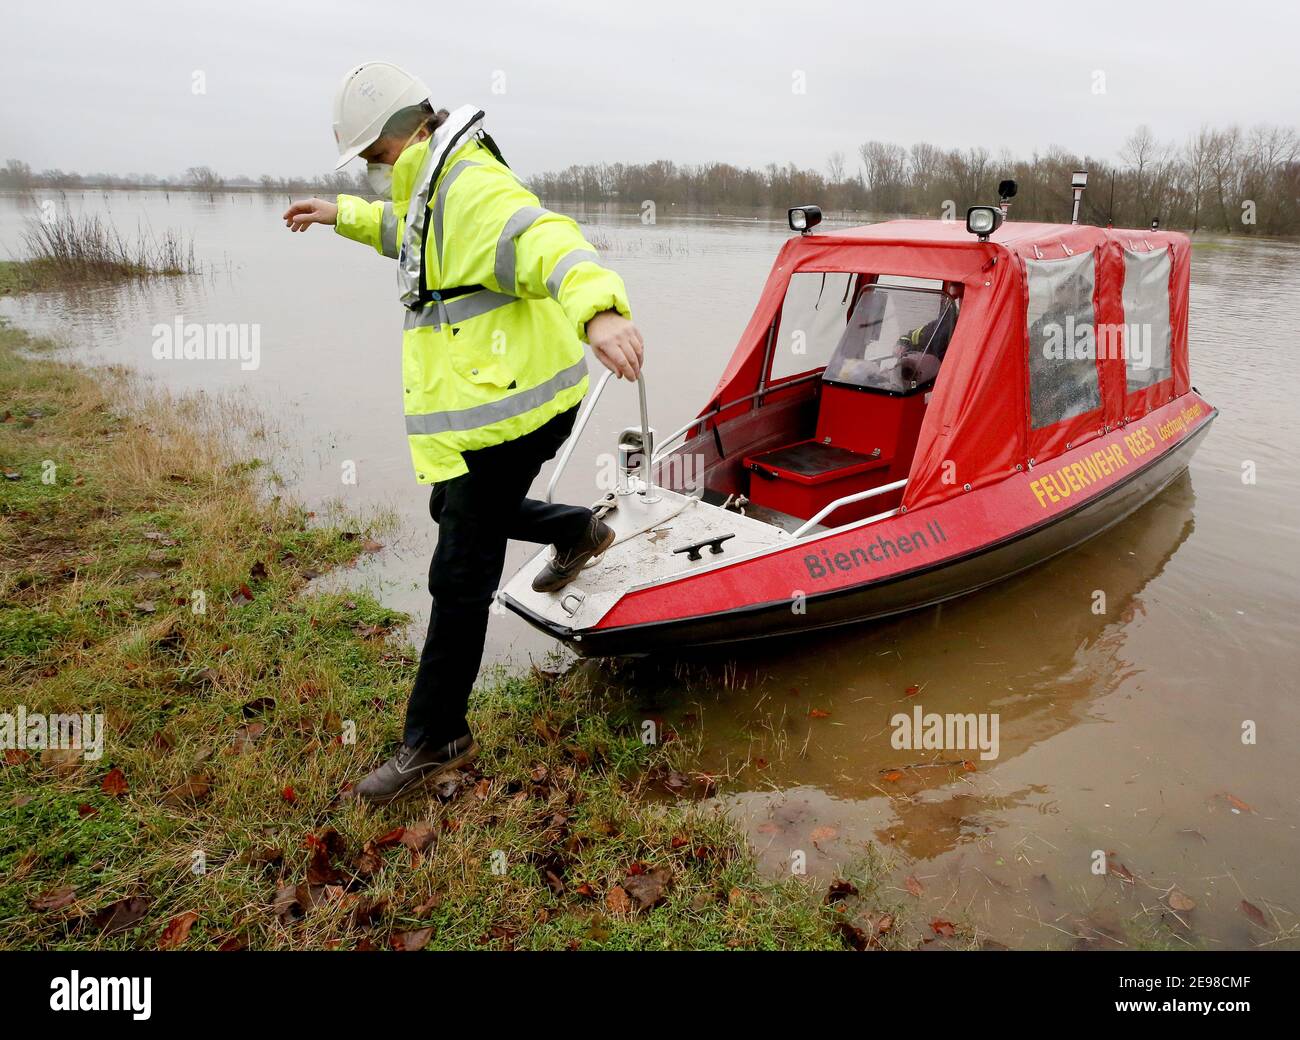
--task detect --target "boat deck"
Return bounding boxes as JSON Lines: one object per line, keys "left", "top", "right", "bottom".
{"left": 501, "top": 487, "right": 791, "bottom": 633}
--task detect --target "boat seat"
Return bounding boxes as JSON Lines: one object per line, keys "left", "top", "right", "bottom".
{"left": 743, "top": 439, "right": 892, "bottom": 522}
{"left": 746, "top": 440, "right": 890, "bottom": 483}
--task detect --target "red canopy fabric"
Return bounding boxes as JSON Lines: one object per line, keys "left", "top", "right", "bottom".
{"left": 701, "top": 219, "right": 1192, "bottom": 514}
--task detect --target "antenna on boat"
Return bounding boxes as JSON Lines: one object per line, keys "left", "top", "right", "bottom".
{"left": 1070, "top": 170, "right": 1088, "bottom": 225}
{"left": 998, "top": 179, "right": 1017, "bottom": 218}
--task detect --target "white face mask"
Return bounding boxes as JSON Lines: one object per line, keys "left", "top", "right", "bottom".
{"left": 365, "top": 162, "right": 394, "bottom": 198}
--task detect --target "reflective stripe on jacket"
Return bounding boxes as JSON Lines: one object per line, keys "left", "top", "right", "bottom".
{"left": 335, "top": 105, "right": 631, "bottom": 483}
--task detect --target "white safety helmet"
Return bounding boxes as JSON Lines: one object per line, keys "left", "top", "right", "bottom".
{"left": 332, "top": 61, "right": 431, "bottom": 169}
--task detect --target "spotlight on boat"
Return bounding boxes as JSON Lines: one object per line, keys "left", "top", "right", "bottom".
{"left": 966, "top": 205, "right": 1004, "bottom": 241}
{"left": 788, "top": 206, "right": 822, "bottom": 234}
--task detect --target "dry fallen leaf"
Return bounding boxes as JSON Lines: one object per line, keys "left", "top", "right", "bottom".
{"left": 241, "top": 696, "right": 276, "bottom": 718}
{"left": 231, "top": 722, "right": 266, "bottom": 755}
{"left": 1224, "top": 793, "right": 1255, "bottom": 814}
{"left": 372, "top": 826, "right": 406, "bottom": 849}
{"left": 272, "top": 885, "right": 306, "bottom": 925}
{"left": 605, "top": 885, "right": 631, "bottom": 914}
{"left": 412, "top": 892, "right": 444, "bottom": 916}
{"left": 1240, "top": 900, "right": 1268, "bottom": 929}
{"left": 400, "top": 822, "right": 436, "bottom": 854}
{"left": 100, "top": 767, "right": 129, "bottom": 797}
{"left": 930, "top": 918, "right": 957, "bottom": 938}
{"left": 1168, "top": 889, "right": 1196, "bottom": 913}
{"left": 93, "top": 896, "right": 151, "bottom": 936}
{"left": 390, "top": 927, "right": 433, "bottom": 951}
{"left": 31, "top": 886, "right": 77, "bottom": 911}
{"left": 158, "top": 910, "right": 200, "bottom": 949}
{"left": 624, "top": 868, "right": 671, "bottom": 911}
{"left": 905, "top": 875, "right": 925, "bottom": 897}
{"left": 836, "top": 920, "right": 872, "bottom": 950}
{"left": 1107, "top": 860, "right": 1136, "bottom": 884}
{"left": 163, "top": 774, "right": 211, "bottom": 807}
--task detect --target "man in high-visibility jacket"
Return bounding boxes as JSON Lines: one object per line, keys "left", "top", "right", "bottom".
{"left": 284, "top": 62, "right": 644, "bottom": 803}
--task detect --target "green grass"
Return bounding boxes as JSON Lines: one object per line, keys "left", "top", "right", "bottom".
{"left": 0, "top": 260, "right": 44, "bottom": 295}
{"left": 0, "top": 319, "right": 896, "bottom": 950}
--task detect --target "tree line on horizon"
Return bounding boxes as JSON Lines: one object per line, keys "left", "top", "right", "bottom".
{"left": 0, "top": 160, "right": 367, "bottom": 197}
{"left": 530, "top": 124, "right": 1300, "bottom": 235}
{"left": 3, "top": 123, "right": 1297, "bottom": 234}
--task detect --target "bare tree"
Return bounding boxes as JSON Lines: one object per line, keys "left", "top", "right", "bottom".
{"left": 186, "top": 166, "right": 224, "bottom": 190}
{"left": 826, "top": 150, "right": 846, "bottom": 183}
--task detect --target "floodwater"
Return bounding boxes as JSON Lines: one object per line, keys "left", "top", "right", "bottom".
{"left": 3, "top": 191, "right": 1298, "bottom": 949}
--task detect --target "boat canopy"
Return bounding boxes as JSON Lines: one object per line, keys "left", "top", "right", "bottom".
{"left": 703, "top": 220, "right": 1192, "bottom": 513}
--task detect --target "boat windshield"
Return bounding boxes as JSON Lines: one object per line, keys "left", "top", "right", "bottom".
{"left": 822, "top": 285, "right": 959, "bottom": 393}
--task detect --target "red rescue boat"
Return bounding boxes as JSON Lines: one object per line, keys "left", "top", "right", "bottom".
{"left": 501, "top": 203, "right": 1216, "bottom": 656}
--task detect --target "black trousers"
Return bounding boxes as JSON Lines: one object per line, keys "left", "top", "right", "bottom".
{"left": 403, "top": 405, "right": 591, "bottom": 748}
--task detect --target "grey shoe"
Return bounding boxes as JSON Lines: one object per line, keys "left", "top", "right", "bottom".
{"left": 531, "top": 517, "right": 615, "bottom": 593}
{"left": 350, "top": 734, "right": 477, "bottom": 805}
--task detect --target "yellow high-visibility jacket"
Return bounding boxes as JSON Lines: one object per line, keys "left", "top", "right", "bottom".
{"left": 335, "top": 105, "right": 631, "bottom": 484}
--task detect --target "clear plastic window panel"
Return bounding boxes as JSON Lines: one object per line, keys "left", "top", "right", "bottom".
{"left": 769, "top": 272, "right": 856, "bottom": 382}
{"left": 1026, "top": 251, "right": 1102, "bottom": 429}
{"left": 1122, "top": 247, "right": 1173, "bottom": 392}
{"left": 822, "top": 286, "right": 957, "bottom": 391}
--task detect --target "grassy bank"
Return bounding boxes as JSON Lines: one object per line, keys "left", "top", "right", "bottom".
{"left": 0, "top": 320, "right": 893, "bottom": 950}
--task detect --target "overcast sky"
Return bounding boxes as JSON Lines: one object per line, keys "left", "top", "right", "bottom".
{"left": 3, "top": 0, "right": 1297, "bottom": 181}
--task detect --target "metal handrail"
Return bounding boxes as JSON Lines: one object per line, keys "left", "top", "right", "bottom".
{"left": 544, "top": 370, "right": 654, "bottom": 504}
{"left": 791, "top": 479, "right": 908, "bottom": 538}
{"left": 650, "top": 371, "right": 823, "bottom": 465}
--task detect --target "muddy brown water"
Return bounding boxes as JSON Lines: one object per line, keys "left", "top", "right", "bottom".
{"left": 3, "top": 191, "right": 1298, "bottom": 949}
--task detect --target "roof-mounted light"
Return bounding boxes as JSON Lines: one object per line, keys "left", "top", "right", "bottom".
{"left": 788, "top": 206, "right": 822, "bottom": 234}
{"left": 966, "top": 205, "right": 1004, "bottom": 241}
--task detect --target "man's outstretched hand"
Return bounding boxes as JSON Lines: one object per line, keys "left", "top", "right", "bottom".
{"left": 283, "top": 198, "right": 338, "bottom": 232}
{"left": 587, "top": 310, "right": 644, "bottom": 381}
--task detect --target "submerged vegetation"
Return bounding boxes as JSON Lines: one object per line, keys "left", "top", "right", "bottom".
{"left": 0, "top": 320, "right": 900, "bottom": 950}
{"left": 1, "top": 214, "right": 196, "bottom": 293}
